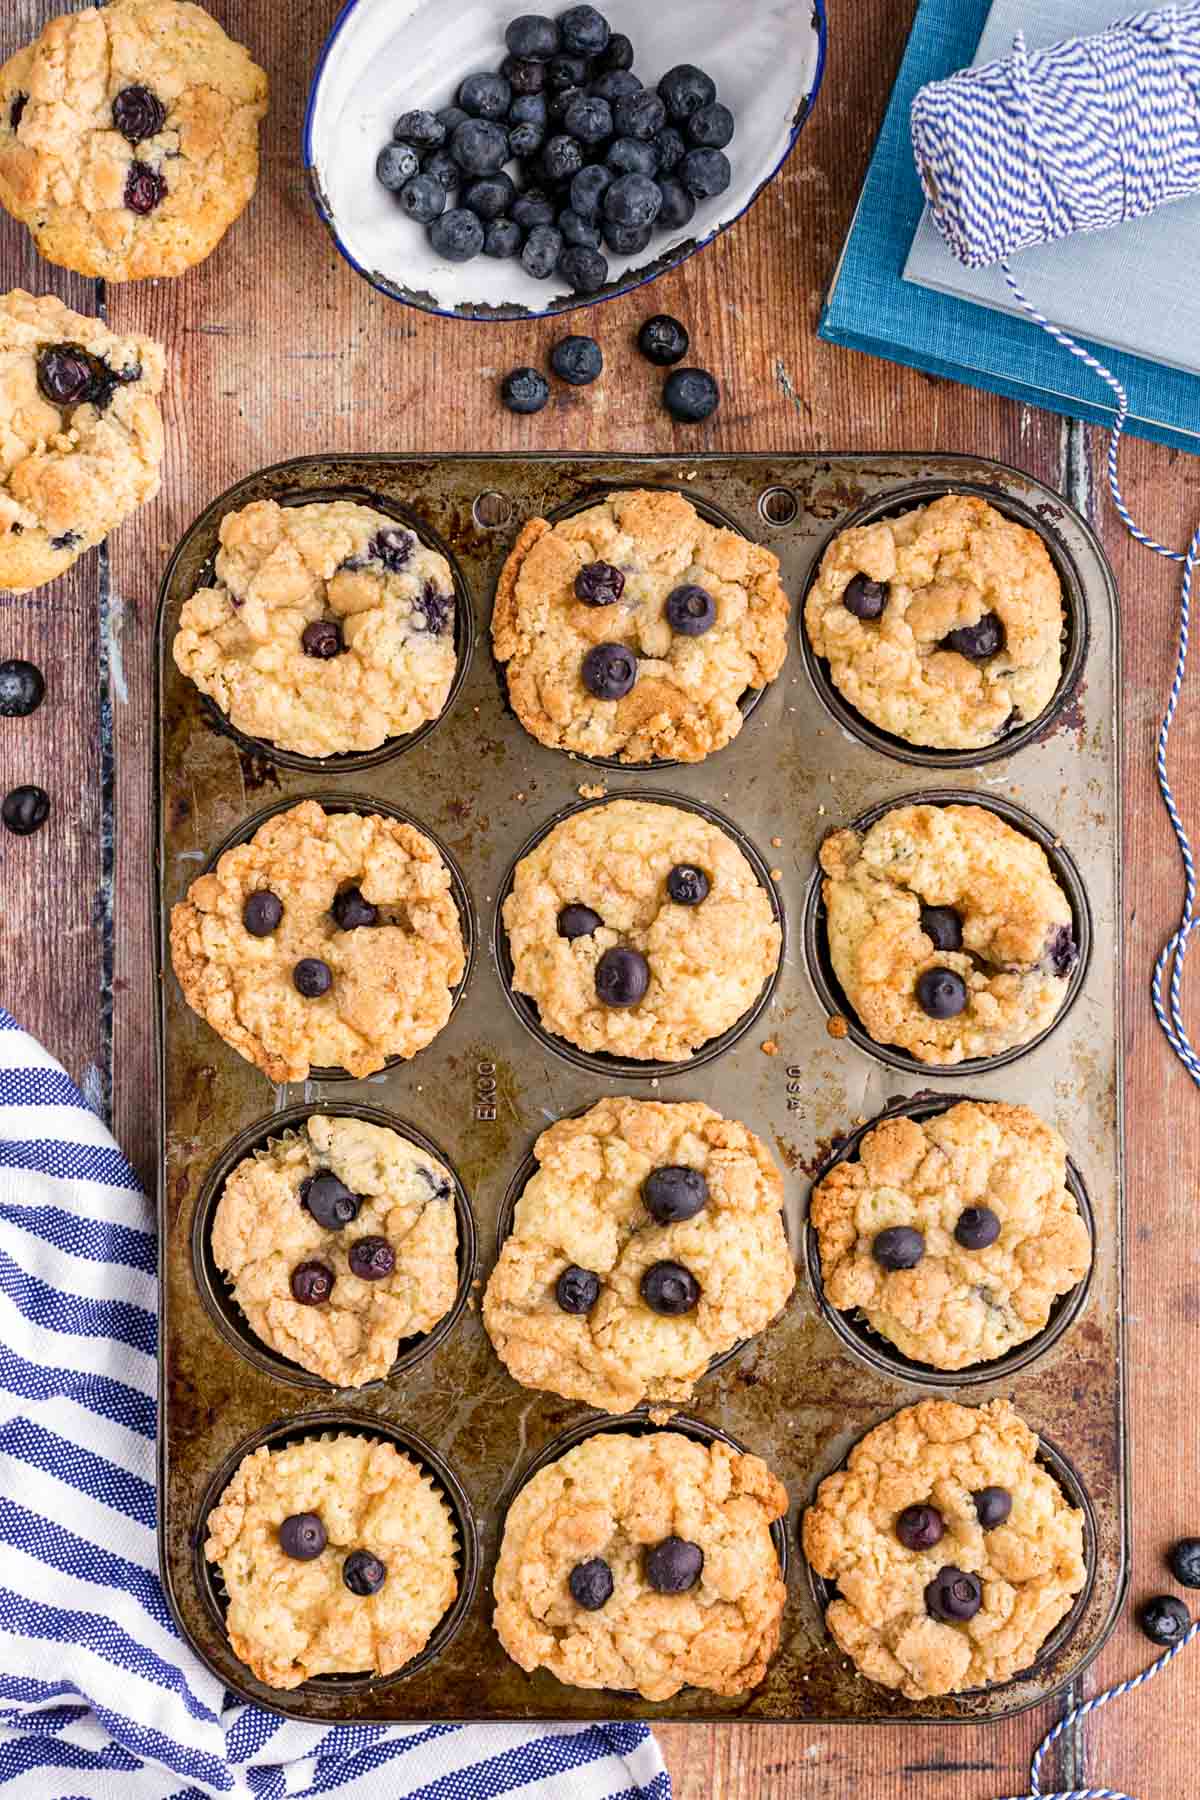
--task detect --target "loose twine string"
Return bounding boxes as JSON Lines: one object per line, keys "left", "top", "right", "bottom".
{"left": 909, "top": 10, "right": 1200, "bottom": 1796}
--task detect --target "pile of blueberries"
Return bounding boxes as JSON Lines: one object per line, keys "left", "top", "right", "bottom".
{"left": 0, "top": 658, "right": 49, "bottom": 838}
{"left": 374, "top": 6, "right": 735, "bottom": 294}
{"left": 501, "top": 310, "right": 719, "bottom": 422}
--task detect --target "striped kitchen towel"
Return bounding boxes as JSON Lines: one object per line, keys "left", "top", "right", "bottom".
{"left": 0, "top": 1008, "right": 671, "bottom": 1800}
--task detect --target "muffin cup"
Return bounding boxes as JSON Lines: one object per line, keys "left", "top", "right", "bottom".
{"left": 803, "top": 1092, "right": 1095, "bottom": 1388}
{"left": 494, "top": 791, "right": 785, "bottom": 1081}
{"left": 798, "top": 480, "right": 1091, "bottom": 770}
{"left": 196, "top": 1411, "right": 478, "bottom": 1695}
{"left": 192, "top": 1101, "right": 478, "bottom": 1390}
{"left": 184, "top": 484, "right": 475, "bottom": 774}
{"left": 192, "top": 790, "right": 476, "bottom": 1083}
{"left": 803, "top": 1416, "right": 1098, "bottom": 1700}
{"left": 803, "top": 788, "right": 1092, "bottom": 1077}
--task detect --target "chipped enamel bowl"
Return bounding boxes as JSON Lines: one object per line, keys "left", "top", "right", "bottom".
{"left": 303, "top": 0, "right": 826, "bottom": 320}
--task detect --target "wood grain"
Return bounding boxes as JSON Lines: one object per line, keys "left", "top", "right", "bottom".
{"left": 1, "top": 0, "right": 1197, "bottom": 1790}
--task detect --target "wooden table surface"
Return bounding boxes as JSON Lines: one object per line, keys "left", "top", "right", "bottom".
{"left": 2, "top": 0, "right": 1198, "bottom": 1793}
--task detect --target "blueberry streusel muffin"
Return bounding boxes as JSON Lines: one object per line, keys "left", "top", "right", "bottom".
{"left": 173, "top": 500, "right": 459, "bottom": 757}
{"left": 0, "top": 0, "right": 267, "bottom": 281}
{"left": 212, "top": 1114, "right": 459, "bottom": 1388}
{"left": 805, "top": 495, "right": 1065, "bottom": 751}
{"left": 494, "top": 1429, "right": 788, "bottom": 1700}
{"left": 492, "top": 487, "right": 791, "bottom": 763}
{"left": 0, "top": 289, "right": 164, "bottom": 592}
{"left": 483, "top": 1098, "right": 795, "bottom": 1414}
{"left": 810, "top": 1101, "right": 1091, "bottom": 1369}
{"left": 170, "top": 800, "right": 466, "bottom": 1082}
{"left": 502, "top": 798, "right": 781, "bottom": 1062}
{"left": 205, "top": 1433, "right": 458, "bottom": 1689}
{"left": 802, "top": 1398, "right": 1086, "bottom": 1699}
{"left": 819, "top": 803, "right": 1078, "bottom": 1064}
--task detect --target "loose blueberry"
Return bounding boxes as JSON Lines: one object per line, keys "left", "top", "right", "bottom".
{"left": 502, "top": 55, "right": 546, "bottom": 96}
{"left": 279, "top": 1512, "right": 327, "bottom": 1560}
{"left": 1140, "top": 1595, "right": 1190, "bottom": 1647}
{"left": 604, "top": 171, "right": 661, "bottom": 227}
{"left": 657, "top": 64, "right": 716, "bottom": 122}
{"left": 552, "top": 335, "right": 604, "bottom": 384}
{"left": 301, "top": 1172, "right": 360, "bottom": 1231}
{"left": 665, "top": 584, "right": 716, "bottom": 635}
{"left": 509, "top": 121, "right": 545, "bottom": 158}
{"left": 955, "top": 1206, "right": 1001, "bottom": 1251}
{"left": 1045, "top": 924, "right": 1078, "bottom": 979}
{"left": 679, "top": 147, "right": 731, "bottom": 199}
{"left": 377, "top": 141, "right": 420, "bottom": 192}
{"left": 484, "top": 217, "right": 523, "bottom": 258}
{"left": 563, "top": 94, "right": 612, "bottom": 146}
{"left": 613, "top": 90, "right": 665, "bottom": 141}
{"left": 459, "top": 70, "right": 511, "bottom": 120}
{"left": 666, "top": 863, "right": 710, "bottom": 905}
{"left": 290, "top": 1259, "right": 334, "bottom": 1304}
{"left": 603, "top": 218, "right": 652, "bottom": 256}
{"left": 512, "top": 190, "right": 557, "bottom": 230}
{"left": 559, "top": 208, "right": 602, "bottom": 248}
{"left": 571, "top": 162, "right": 612, "bottom": 216}
{"left": 400, "top": 172, "right": 447, "bottom": 223}
{"left": 242, "top": 889, "right": 283, "bottom": 936}
{"left": 575, "top": 560, "right": 624, "bottom": 602}
{"left": 1, "top": 786, "right": 49, "bottom": 836}
{"left": 343, "top": 1549, "right": 387, "bottom": 1596}
{"left": 841, "top": 573, "right": 887, "bottom": 619}
{"left": 920, "top": 905, "right": 963, "bottom": 952}
{"left": 596, "top": 30, "right": 633, "bottom": 72}
{"left": 652, "top": 126, "right": 687, "bottom": 175}
{"left": 0, "top": 658, "right": 45, "bottom": 717}
{"left": 348, "top": 1235, "right": 396, "bottom": 1280}
{"left": 606, "top": 137, "right": 657, "bottom": 177}
{"left": 640, "top": 1259, "right": 700, "bottom": 1314}
{"left": 916, "top": 967, "right": 968, "bottom": 1020}
{"left": 394, "top": 109, "right": 445, "bottom": 149}
{"left": 370, "top": 526, "right": 414, "bottom": 571}
{"left": 582, "top": 641, "right": 637, "bottom": 699}
{"left": 558, "top": 902, "right": 603, "bottom": 939}
{"left": 1171, "top": 1539, "right": 1200, "bottom": 1587}
{"left": 558, "top": 4, "right": 610, "bottom": 56}
{"left": 663, "top": 366, "right": 719, "bottom": 423}
{"left": 569, "top": 1557, "right": 614, "bottom": 1608}
{"left": 872, "top": 1226, "right": 925, "bottom": 1271}
{"left": 112, "top": 85, "right": 166, "bottom": 144}
{"left": 973, "top": 1486, "right": 1013, "bottom": 1530}
{"left": 643, "top": 1165, "right": 708, "bottom": 1224}
{"left": 450, "top": 118, "right": 509, "bottom": 177}
{"left": 591, "top": 69, "right": 641, "bottom": 102}
{"left": 506, "top": 14, "right": 560, "bottom": 59}
{"left": 897, "top": 1504, "right": 945, "bottom": 1551}
{"left": 293, "top": 958, "right": 332, "bottom": 998}
{"left": 645, "top": 1536, "right": 704, "bottom": 1592}
{"left": 422, "top": 149, "right": 461, "bottom": 193}
{"left": 522, "top": 223, "right": 564, "bottom": 278}
{"left": 925, "top": 1566, "right": 982, "bottom": 1623}
{"left": 502, "top": 367, "right": 551, "bottom": 414}
{"left": 556, "top": 1264, "right": 601, "bottom": 1312}
{"left": 301, "top": 619, "right": 344, "bottom": 659}
{"left": 37, "top": 344, "right": 95, "bottom": 406}
{"left": 942, "top": 613, "right": 1005, "bottom": 660}
{"left": 595, "top": 943, "right": 649, "bottom": 1005}
{"left": 429, "top": 207, "right": 486, "bottom": 261}
{"left": 546, "top": 54, "right": 590, "bottom": 92}
{"left": 542, "top": 133, "right": 584, "bottom": 182}
{"left": 464, "top": 172, "right": 516, "bottom": 220}
{"left": 124, "top": 161, "right": 166, "bottom": 214}
{"left": 332, "top": 885, "right": 377, "bottom": 931}
{"left": 637, "top": 314, "right": 689, "bottom": 365}
{"left": 687, "top": 101, "right": 734, "bottom": 149}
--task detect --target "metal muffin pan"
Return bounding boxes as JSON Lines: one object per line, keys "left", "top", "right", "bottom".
{"left": 154, "top": 453, "right": 1126, "bottom": 1725}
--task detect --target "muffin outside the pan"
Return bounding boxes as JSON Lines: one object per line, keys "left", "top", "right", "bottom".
{"left": 819, "top": 802, "right": 1078, "bottom": 1065}
{"left": 804, "top": 494, "right": 1064, "bottom": 752}
{"left": 204, "top": 1432, "right": 458, "bottom": 1689}
{"left": 810, "top": 1101, "right": 1091, "bottom": 1371}
{"left": 802, "top": 1398, "right": 1087, "bottom": 1700}
{"left": 492, "top": 487, "right": 791, "bottom": 764}
{"left": 169, "top": 799, "right": 465, "bottom": 1081}
{"left": 483, "top": 1097, "right": 795, "bottom": 1415}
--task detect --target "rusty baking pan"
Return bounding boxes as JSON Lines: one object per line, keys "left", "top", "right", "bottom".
{"left": 154, "top": 453, "right": 1126, "bottom": 1724}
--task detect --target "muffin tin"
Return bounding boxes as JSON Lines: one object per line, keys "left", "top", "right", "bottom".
{"left": 154, "top": 452, "right": 1126, "bottom": 1724}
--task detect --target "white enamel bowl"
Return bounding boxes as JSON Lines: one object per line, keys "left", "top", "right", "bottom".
{"left": 304, "top": 0, "right": 827, "bottom": 320}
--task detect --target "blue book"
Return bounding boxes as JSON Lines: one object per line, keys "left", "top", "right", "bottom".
{"left": 820, "top": 0, "right": 1200, "bottom": 451}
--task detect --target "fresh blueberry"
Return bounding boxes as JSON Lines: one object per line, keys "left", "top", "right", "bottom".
{"left": 556, "top": 1264, "right": 601, "bottom": 1312}
{"left": 112, "top": 84, "right": 166, "bottom": 144}
{"left": 546, "top": 54, "right": 590, "bottom": 92}
{"left": 916, "top": 967, "right": 968, "bottom": 1019}
{"left": 872, "top": 1226, "right": 925, "bottom": 1271}
{"left": 509, "top": 120, "right": 545, "bottom": 157}
{"left": 595, "top": 944, "right": 649, "bottom": 1006}
{"left": 575, "top": 560, "right": 623, "bottom": 603}
{"left": 450, "top": 118, "right": 509, "bottom": 176}
{"left": 2, "top": 786, "right": 49, "bottom": 836}
{"left": 376, "top": 141, "right": 419, "bottom": 192}
{"left": 571, "top": 163, "right": 613, "bottom": 216}
{"left": 400, "top": 172, "right": 447, "bottom": 223}
{"left": 502, "top": 367, "right": 551, "bottom": 414}
{"left": 665, "top": 584, "right": 716, "bottom": 635}
{"left": 559, "top": 207, "right": 602, "bottom": 248}
{"left": 606, "top": 136, "right": 657, "bottom": 176}
{"left": 506, "top": 14, "right": 560, "bottom": 59}
{"left": 512, "top": 190, "right": 557, "bottom": 230}
{"left": 663, "top": 367, "right": 720, "bottom": 423}
{"left": 459, "top": 70, "right": 511, "bottom": 120}
{"left": 0, "top": 659, "right": 45, "bottom": 717}
{"left": 429, "top": 207, "right": 486, "bottom": 261}
{"left": 124, "top": 163, "right": 167, "bottom": 215}
{"left": 1171, "top": 1539, "right": 1200, "bottom": 1588}
{"left": 643, "top": 1165, "right": 708, "bottom": 1224}
{"left": 687, "top": 101, "right": 735, "bottom": 149}
{"left": 279, "top": 1512, "right": 326, "bottom": 1560}
{"left": 582, "top": 642, "right": 637, "bottom": 699}
{"left": 348, "top": 1235, "right": 396, "bottom": 1280}
{"left": 925, "top": 1567, "right": 982, "bottom": 1623}
{"left": 637, "top": 314, "right": 689, "bottom": 365}
{"left": 591, "top": 69, "right": 641, "bottom": 101}
{"left": 332, "top": 885, "right": 377, "bottom": 930}
{"left": 510, "top": 92, "right": 549, "bottom": 127}
{"left": 955, "top": 1206, "right": 1001, "bottom": 1250}
{"left": 603, "top": 218, "right": 652, "bottom": 256}
{"left": 437, "top": 105, "right": 470, "bottom": 137}
{"left": 569, "top": 1557, "right": 613, "bottom": 1608}
{"left": 604, "top": 172, "right": 661, "bottom": 227}
{"left": 613, "top": 90, "right": 665, "bottom": 141}
{"left": 596, "top": 30, "right": 633, "bottom": 71}
{"left": 301, "top": 1172, "right": 360, "bottom": 1231}
{"left": 293, "top": 958, "right": 332, "bottom": 998}
{"left": 657, "top": 64, "right": 716, "bottom": 123}
{"left": 242, "top": 890, "right": 283, "bottom": 936}
{"left": 521, "top": 223, "right": 563, "bottom": 278}
{"left": 464, "top": 172, "right": 516, "bottom": 220}
{"left": 547, "top": 83, "right": 587, "bottom": 127}
{"left": 301, "top": 619, "right": 343, "bottom": 658}
{"left": 652, "top": 126, "right": 687, "bottom": 174}
{"left": 896, "top": 1504, "right": 945, "bottom": 1551}
{"left": 973, "top": 1487, "right": 1013, "bottom": 1530}
{"left": 290, "top": 1259, "right": 334, "bottom": 1304}
{"left": 484, "top": 217, "right": 523, "bottom": 258}
{"left": 1045, "top": 924, "right": 1078, "bottom": 979}
{"left": 558, "top": 903, "right": 603, "bottom": 938}
{"left": 666, "top": 863, "right": 710, "bottom": 905}
{"left": 342, "top": 1549, "right": 387, "bottom": 1596}
{"left": 920, "top": 905, "right": 963, "bottom": 951}
{"left": 563, "top": 93, "right": 612, "bottom": 146}
{"left": 942, "top": 613, "right": 1005, "bottom": 660}
{"left": 679, "top": 147, "right": 731, "bottom": 198}
{"left": 641, "top": 1260, "right": 701, "bottom": 1314}
{"left": 542, "top": 132, "right": 584, "bottom": 182}
{"left": 552, "top": 334, "right": 604, "bottom": 382}
{"left": 502, "top": 55, "right": 546, "bottom": 96}
{"left": 656, "top": 177, "right": 696, "bottom": 230}
{"left": 1140, "top": 1596, "right": 1191, "bottom": 1646}
{"left": 645, "top": 1537, "right": 704, "bottom": 1592}
{"left": 841, "top": 573, "right": 887, "bottom": 619}
{"left": 394, "top": 109, "right": 445, "bottom": 149}
{"left": 558, "top": 5, "right": 610, "bottom": 56}
{"left": 422, "top": 149, "right": 461, "bottom": 193}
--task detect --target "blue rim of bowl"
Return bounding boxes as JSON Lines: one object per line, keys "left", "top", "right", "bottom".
{"left": 301, "top": 0, "right": 829, "bottom": 322}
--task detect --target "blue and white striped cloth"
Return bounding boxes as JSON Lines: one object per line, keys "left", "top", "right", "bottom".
{"left": 0, "top": 1008, "right": 670, "bottom": 1800}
